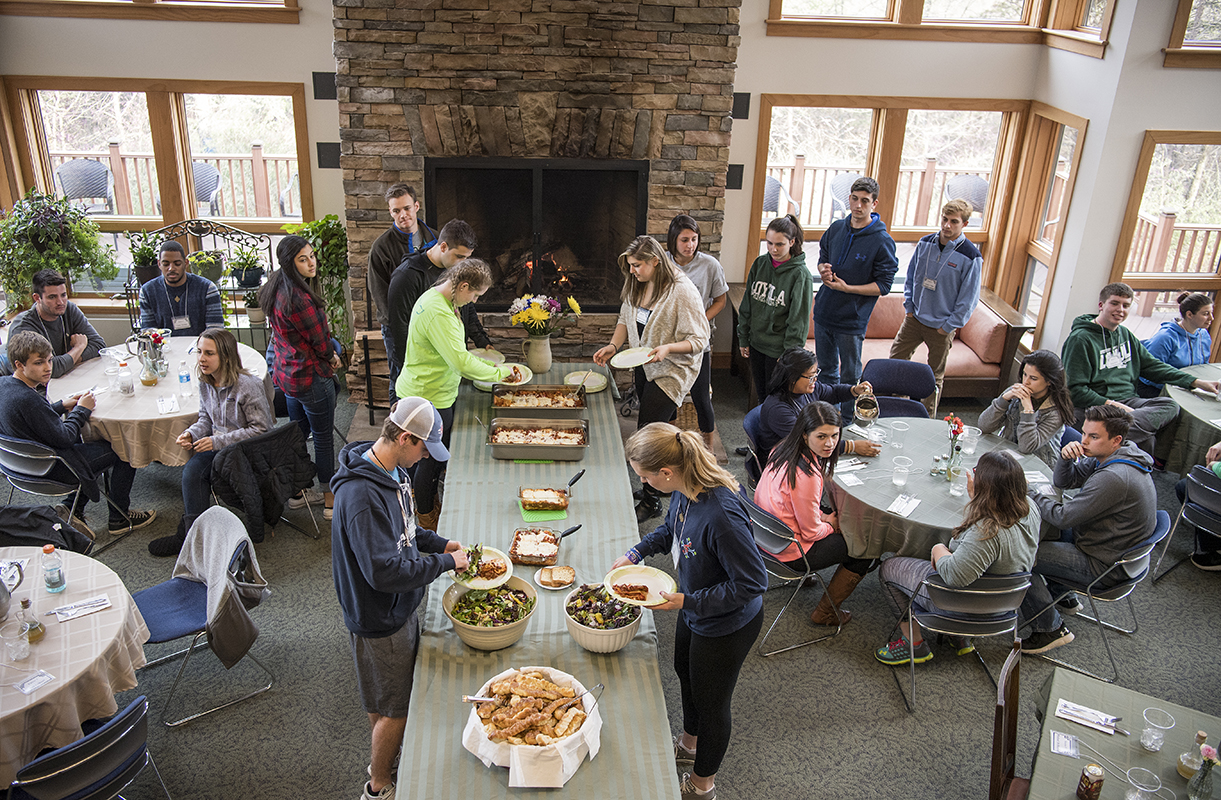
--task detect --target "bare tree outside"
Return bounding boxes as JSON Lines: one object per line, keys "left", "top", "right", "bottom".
{"left": 1185, "top": 0, "right": 1221, "bottom": 43}
{"left": 921, "top": 0, "right": 1026, "bottom": 21}
{"left": 781, "top": 0, "right": 889, "bottom": 18}
{"left": 1141, "top": 144, "right": 1221, "bottom": 226}
{"left": 1081, "top": 0, "right": 1107, "bottom": 28}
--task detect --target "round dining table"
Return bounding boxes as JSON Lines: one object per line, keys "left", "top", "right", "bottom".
{"left": 832, "top": 416, "right": 1055, "bottom": 560}
{"left": 48, "top": 336, "right": 270, "bottom": 468}
{"left": 1161, "top": 362, "right": 1221, "bottom": 477}
{"left": 0, "top": 547, "right": 149, "bottom": 784}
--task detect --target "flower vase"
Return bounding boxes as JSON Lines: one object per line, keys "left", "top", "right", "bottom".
{"left": 946, "top": 437, "right": 962, "bottom": 481}
{"left": 521, "top": 334, "right": 552, "bottom": 374}
{"left": 1188, "top": 761, "right": 1214, "bottom": 800}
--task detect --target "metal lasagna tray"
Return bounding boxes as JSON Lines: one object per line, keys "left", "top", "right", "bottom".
{"left": 486, "top": 417, "right": 590, "bottom": 461}
{"left": 489, "top": 384, "right": 588, "bottom": 419}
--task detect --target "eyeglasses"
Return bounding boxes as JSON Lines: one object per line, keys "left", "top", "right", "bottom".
{"left": 801, "top": 370, "right": 820, "bottom": 381}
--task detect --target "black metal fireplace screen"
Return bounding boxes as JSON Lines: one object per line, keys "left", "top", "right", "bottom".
{"left": 423, "top": 157, "right": 649, "bottom": 313}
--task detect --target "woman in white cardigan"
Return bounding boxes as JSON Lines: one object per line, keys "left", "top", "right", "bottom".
{"left": 595, "top": 235, "right": 710, "bottom": 520}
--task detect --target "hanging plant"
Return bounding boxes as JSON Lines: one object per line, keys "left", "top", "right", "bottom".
{"left": 0, "top": 189, "right": 118, "bottom": 310}
{"left": 282, "top": 214, "right": 351, "bottom": 352}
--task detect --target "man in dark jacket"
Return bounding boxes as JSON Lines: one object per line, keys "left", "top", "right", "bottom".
{"left": 385, "top": 219, "right": 491, "bottom": 401}
{"left": 331, "top": 396, "right": 470, "bottom": 800}
{"left": 1020, "top": 404, "right": 1156, "bottom": 655}
{"left": 813, "top": 176, "right": 898, "bottom": 415}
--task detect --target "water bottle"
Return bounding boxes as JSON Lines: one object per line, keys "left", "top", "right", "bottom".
{"left": 118, "top": 362, "right": 135, "bottom": 396}
{"left": 42, "top": 544, "right": 65, "bottom": 594}
{"left": 178, "top": 360, "right": 193, "bottom": 398}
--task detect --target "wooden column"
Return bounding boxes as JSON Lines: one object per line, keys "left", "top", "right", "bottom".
{"left": 1148, "top": 208, "right": 1178, "bottom": 273}
{"left": 916, "top": 155, "right": 937, "bottom": 226}
{"left": 251, "top": 142, "right": 271, "bottom": 217}
{"left": 107, "top": 140, "right": 133, "bottom": 215}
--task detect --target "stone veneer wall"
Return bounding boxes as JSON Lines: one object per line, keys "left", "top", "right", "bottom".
{"left": 334, "top": 0, "right": 741, "bottom": 380}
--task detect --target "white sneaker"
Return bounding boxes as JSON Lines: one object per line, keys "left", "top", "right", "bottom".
{"left": 361, "top": 780, "right": 395, "bottom": 800}
{"left": 287, "top": 488, "right": 324, "bottom": 509}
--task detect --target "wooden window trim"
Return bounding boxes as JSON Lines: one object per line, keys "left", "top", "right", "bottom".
{"left": 747, "top": 93, "right": 1025, "bottom": 277}
{"left": 0, "top": 0, "right": 299, "bottom": 24}
{"left": 1161, "top": 0, "right": 1221, "bottom": 67}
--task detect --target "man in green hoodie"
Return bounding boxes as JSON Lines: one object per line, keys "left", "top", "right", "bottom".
{"left": 1061, "top": 282, "right": 1219, "bottom": 453}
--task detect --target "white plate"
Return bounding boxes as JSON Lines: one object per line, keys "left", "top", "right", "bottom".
{"left": 473, "top": 363, "right": 533, "bottom": 392}
{"left": 609, "top": 347, "right": 653, "bottom": 369}
{"left": 450, "top": 546, "right": 513, "bottom": 589}
{"left": 468, "top": 347, "right": 506, "bottom": 365}
{"left": 564, "top": 370, "right": 608, "bottom": 393}
{"left": 534, "top": 566, "right": 577, "bottom": 591}
{"left": 603, "top": 564, "right": 677, "bottom": 607}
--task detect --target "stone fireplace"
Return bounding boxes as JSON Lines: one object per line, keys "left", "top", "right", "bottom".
{"left": 334, "top": 0, "right": 742, "bottom": 396}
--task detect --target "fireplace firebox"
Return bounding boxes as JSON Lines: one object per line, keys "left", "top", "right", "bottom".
{"left": 423, "top": 158, "right": 649, "bottom": 313}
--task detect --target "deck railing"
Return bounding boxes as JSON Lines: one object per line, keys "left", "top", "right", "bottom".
{"left": 48, "top": 142, "right": 299, "bottom": 218}
{"left": 1124, "top": 208, "right": 1221, "bottom": 316}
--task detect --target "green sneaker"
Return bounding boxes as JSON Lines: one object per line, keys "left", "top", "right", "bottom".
{"left": 875, "top": 636, "right": 933, "bottom": 666}
{"left": 947, "top": 635, "right": 976, "bottom": 656}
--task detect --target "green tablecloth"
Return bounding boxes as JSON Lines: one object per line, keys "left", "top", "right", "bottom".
{"left": 1030, "top": 667, "right": 1221, "bottom": 799}
{"left": 396, "top": 363, "right": 680, "bottom": 799}
{"left": 835, "top": 417, "right": 1053, "bottom": 559}
{"left": 1164, "top": 362, "right": 1221, "bottom": 477}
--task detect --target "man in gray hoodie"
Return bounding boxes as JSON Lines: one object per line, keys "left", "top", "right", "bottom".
{"left": 1020, "top": 404, "right": 1155, "bottom": 655}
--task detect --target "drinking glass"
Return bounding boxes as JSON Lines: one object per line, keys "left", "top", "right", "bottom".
{"left": 892, "top": 456, "right": 913, "bottom": 487}
{"left": 1, "top": 620, "right": 29, "bottom": 662}
{"left": 960, "top": 426, "right": 981, "bottom": 455}
{"left": 1124, "top": 767, "right": 1162, "bottom": 800}
{"left": 105, "top": 367, "right": 121, "bottom": 393}
{"left": 867, "top": 426, "right": 888, "bottom": 445}
{"left": 949, "top": 469, "right": 968, "bottom": 497}
{"left": 890, "top": 421, "right": 909, "bottom": 450}
{"left": 1141, "top": 707, "right": 1175, "bottom": 752}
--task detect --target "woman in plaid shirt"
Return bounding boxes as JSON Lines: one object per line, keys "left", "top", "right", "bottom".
{"left": 261, "top": 235, "right": 343, "bottom": 517}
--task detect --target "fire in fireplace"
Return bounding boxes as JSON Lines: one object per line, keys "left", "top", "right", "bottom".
{"left": 423, "top": 158, "right": 649, "bottom": 313}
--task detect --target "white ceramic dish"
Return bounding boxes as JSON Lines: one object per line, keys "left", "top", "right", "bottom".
{"left": 564, "top": 370, "right": 608, "bottom": 393}
{"left": 603, "top": 565, "right": 677, "bottom": 607}
{"left": 534, "top": 566, "right": 576, "bottom": 591}
{"left": 609, "top": 347, "right": 653, "bottom": 369}
{"left": 450, "top": 546, "right": 513, "bottom": 589}
{"left": 468, "top": 347, "right": 506, "bottom": 364}
{"left": 474, "top": 363, "right": 533, "bottom": 392}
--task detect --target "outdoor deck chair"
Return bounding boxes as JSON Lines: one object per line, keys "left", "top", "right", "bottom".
{"left": 945, "top": 174, "right": 990, "bottom": 226}
{"left": 54, "top": 158, "right": 115, "bottom": 215}
{"left": 829, "top": 173, "right": 862, "bottom": 220}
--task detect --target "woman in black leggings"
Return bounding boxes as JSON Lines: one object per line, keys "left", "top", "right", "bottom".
{"left": 614, "top": 424, "right": 767, "bottom": 800}
{"left": 594, "top": 235, "right": 710, "bottom": 521}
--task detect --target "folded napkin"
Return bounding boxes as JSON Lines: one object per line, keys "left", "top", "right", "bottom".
{"left": 157, "top": 395, "right": 181, "bottom": 414}
{"left": 1055, "top": 698, "right": 1120, "bottom": 734}
{"left": 886, "top": 494, "right": 920, "bottom": 517}
{"left": 51, "top": 594, "right": 112, "bottom": 622}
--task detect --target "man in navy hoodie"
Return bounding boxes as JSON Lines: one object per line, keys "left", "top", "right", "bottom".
{"left": 813, "top": 176, "right": 898, "bottom": 414}
{"left": 331, "top": 396, "right": 470, "bottom": 800}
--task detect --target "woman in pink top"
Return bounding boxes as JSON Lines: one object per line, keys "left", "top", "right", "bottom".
{"left": 753, "top": 401, "right": 873, "bottom": 626}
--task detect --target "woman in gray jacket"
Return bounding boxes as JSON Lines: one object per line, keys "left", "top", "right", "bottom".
{"left": 874, "top": 451, "right": 1040, "bottom": 665}
{"left": 594, "top": 235, "right": 710, "bottom": 521}
{"left": 148, "top": 327, "right": 273, "bottom": 556}
{"left": 978, "top": 350, "right": 1074, "bottom": 468}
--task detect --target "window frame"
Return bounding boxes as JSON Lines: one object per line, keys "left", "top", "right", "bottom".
{"left": 767, "top": 0, "right": 1115, "bottom": 58}
{"left": 1164, "top": 0, "right": 1221, "bottom": 68}
{"left": 991, "top": 102, "right": 1088, "bottom": 350}
{"left": 748, "top": 93, "right": 1026, "bottom": 281}
{"left": 0, "top": 0, "right": 298, "bottom": 24}
{"left": 1, "top": 75, "right": 314, "bottom": 296}
{"left": 1110, "top": 131, "right": 1221, "bottom": 361}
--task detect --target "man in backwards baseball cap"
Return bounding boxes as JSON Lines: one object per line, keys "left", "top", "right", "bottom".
{"left": 330, "top": 396, "right": 468, "bottom": 800}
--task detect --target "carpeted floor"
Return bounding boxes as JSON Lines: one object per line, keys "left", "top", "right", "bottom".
{"left": 26, "top": 371, "right": 1221, "bottom": 800}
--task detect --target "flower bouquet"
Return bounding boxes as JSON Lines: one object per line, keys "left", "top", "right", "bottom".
{"left": 944, "top": 414, "right": 965, "bottom": 481}
{"left": 1188, "top": 744, "right": 1217, "bottom": 800}
{"left": 509, "top": 294, "right": 581, "bottom": 337}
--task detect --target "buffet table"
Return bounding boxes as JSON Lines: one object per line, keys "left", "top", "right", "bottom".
{"left": 396, "top": 363, "right": 680, "bottom": 799}
{"left": 1163, "top": 362, "right": 1221, "bottom": 477}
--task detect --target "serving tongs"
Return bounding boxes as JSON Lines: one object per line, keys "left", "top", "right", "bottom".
{"left": 463, "top": 682, "right": 605, "bottom": 708}
{"left": 566, "top": 469, "right": 585, "bottom": 496}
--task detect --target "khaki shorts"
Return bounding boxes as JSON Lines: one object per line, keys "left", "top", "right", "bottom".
{"left": 350, "top": 612, "right": 419, "bottom": 718}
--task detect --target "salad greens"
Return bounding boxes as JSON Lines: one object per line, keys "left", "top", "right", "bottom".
{"left": 566, "top": 584, "right": 641, "bottom": 630}
{"left": 454, "top": 543, "right": 483, "bottom": 582}
{"left": 451, "top": 587, "right": 535, "bottom": 627}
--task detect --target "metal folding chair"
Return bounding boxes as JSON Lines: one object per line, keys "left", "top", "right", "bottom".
{"left": 742, "top": 405, "right": 764, "bottom": 491}
{"left": 1154, "top": 465, "right": 1221, "bottom": 583}
{"left": 739, "top": 487, "right": 845, "bottom": 656}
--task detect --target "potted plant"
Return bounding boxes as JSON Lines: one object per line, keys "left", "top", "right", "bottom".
{"left": 125, "top": 229, "right": 161, "bottom": 286}
{"left": 187, "top": 249, "right": 224, "bottom": 285}
{"left": 243, "top": 290, "right": 264, "bottom": 324}
{"left": 283, "top": 214, "right": 351, "bottom": 353}
{"left": 229, "top": 246, "right": 265, "bottom": 288}
{"left": 0, "top": 188, "right": 118, "bottom": 311}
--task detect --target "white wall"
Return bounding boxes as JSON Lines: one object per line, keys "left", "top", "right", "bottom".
{"left": 0, "top": 0, "right": 344, "bottom": 218}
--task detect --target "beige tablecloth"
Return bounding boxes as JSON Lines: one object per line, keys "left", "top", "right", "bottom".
{"left": 0, "top": 547, "right": 149, "bottom": 784}
{"left": 835, "top": 417, "right": 1053, "bottom": 559}
{"left": 48, "top": 338, "right": 269, "bottom": 468}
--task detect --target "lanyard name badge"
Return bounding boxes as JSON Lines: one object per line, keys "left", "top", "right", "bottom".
{"left": 397, "top": 478, "right": 417, "bottom": 549}
{"left": 165, "top": 282, "right": 191, "bottom": 330}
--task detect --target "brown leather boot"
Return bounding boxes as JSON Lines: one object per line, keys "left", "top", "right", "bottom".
{"left": 810, "top": 565, "right": 865, "bottom": 625}
{"left": 417, "top": 505, "right": 441, "bottom": 533}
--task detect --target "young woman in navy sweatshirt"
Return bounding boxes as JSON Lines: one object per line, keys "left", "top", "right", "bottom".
{"left": 614, "top": 424, "right": 767, "bottom": 800}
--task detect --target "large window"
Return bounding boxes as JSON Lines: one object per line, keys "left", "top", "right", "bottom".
{"left": 990, "top": 104, "right": 1086, "bottom": 349}
{"left": 3, "top": 76, "right": 313, "bottom": 294}
{"left": 1111, "top": 132, "right": 1221, "bottom": 358}
{"left": 1166, "top": 0, "right": 1221, "bottom": 68}
{"left": 0, "top": 0, "right": 298, "bottom": 23}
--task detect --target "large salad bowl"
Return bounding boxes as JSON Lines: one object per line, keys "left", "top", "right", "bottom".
{"left": 442, "top": 575, "right": 537, "bottom": 651}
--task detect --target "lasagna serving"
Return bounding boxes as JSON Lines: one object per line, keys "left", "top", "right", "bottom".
{"left": 520, "top": 488, "right": 569, "bottom": 511}
{"left": 510, "top": 528, "right": 561, "bottom": 566}
{"left": 490, "top": 427, "right": 586, "bottom": 446}
{"left": 493, "top": 389, "right": 583, "bottom": 409}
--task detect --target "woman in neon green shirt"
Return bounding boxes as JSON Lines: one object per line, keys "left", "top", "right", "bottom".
{"left": 397, "top": 259, "right": 512, "bottom": 529}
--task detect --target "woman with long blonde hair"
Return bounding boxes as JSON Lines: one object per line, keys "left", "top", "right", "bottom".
{"left": 149, "top": 327, "right": 273, "bottom": 556}
{"left": 594, "top": 235, "right": 710, "bottom": 521}
{"left": 613, "top": 423, "right": 767, "bottom": 800}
